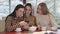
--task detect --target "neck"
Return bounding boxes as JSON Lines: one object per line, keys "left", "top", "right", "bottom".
{"left": 26, "top": 14, "right": 30, "bottom": 16}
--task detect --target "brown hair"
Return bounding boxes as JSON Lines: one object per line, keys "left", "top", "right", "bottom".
{"left": 37, "top": 2, "right": 50, "bottom": 15}
{"left": 25, "top": 3, "right": 32, "bottom": 16}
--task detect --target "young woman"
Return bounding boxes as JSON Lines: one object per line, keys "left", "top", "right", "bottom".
{"left": 5, "top": 4, "right": 27, "bottom": 32}
{"left": 36, "top": 3, "right": 57, "bottom": 31}
{"left": 24, "top": 3, "right": 36, "bottom": 27}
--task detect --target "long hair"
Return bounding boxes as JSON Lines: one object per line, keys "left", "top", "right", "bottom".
{"left": 5, "top": 4, "right": 24, "bottom": 22}
{"left": 37, "top": 2, "right": 50, "bottom": 15}
{"left": 25, "top": 3, "right": 32, "bottom": 16}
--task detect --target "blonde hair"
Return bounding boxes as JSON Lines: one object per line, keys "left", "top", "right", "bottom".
{"left": 37, "top": 2, "right": 50, "bottom": 15}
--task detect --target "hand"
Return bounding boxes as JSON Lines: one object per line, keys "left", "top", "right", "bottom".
{"left": 51, "top": 27, "right": 57, "bottom": 31}
{"left": 37, "top": 25, "right": 41, "bottom": 31}
{"left": 46, "top": 26, "right": 51, "bottom": 30}
{"left": 22, "top": 24, "right": 29, "bottom": 30}
{"left": 19, "top": 21, "right": 29, "bottom": 31}
{"left": 19, "top": 21, "right": 28, "bottom": 26}
{"left": 21, "top": 22, "right": 29, "bottom": 31}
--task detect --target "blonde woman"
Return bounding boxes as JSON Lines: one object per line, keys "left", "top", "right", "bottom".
{"left": 36, "top": 3, "right": 57, "bottom": 31}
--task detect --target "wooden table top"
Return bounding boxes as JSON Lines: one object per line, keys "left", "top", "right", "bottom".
{"left": 0, "top": 29, "right": 59, "bottom": 34}
{"left": 0, "top": 31, "right": 30, "bottom": 34}
{"left": 0, "top": 31, "right": 57, "bottom": 34}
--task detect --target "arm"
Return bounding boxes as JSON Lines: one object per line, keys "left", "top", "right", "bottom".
{"left": 30, "top": 16, "right": 37, "bottom": 26}
{"left": 34, "top": 17, "right": 37, "bottom": 26}
{"left": 36, "top": 16, "right": 41, "bottom": 26}
{"left": 48, "top": 14, "right": 57, "bottom": 28}
{"left": 5, "top": 16, "right": 20, "bottom": 32}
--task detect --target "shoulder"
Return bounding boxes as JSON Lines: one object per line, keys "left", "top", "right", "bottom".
{"left": 30, "top": 16, "right": 36, "bottom": 19}
{"left": 6, "top": 16, "right": 13, "bottom": 20}
{"left": 35, "top": 13, "right": 39, "bottom": 16}
{"left": 31, "top": 16, "right": 36, "bottom": 18}
{"left": 48, "top": 13, "right": 53, "bottom": 17}
{"left": 48, "top": 13, "right": 55, "bottom": 18}
{"left": 7, "top": 16, "right": 13, "bottom": 18}
{"left": 5, "top": 16, "right": 13, "bottom": 22}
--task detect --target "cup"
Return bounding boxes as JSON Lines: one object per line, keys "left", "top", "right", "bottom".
{"left": 51, "top": 27, "right": 57, "bottom": 31}
{"left": 41, "top": 27, "right": 46, "bottom": 31}
{"left": 15, "top": 28, "right": 22, "bottom": 32}
{"left": 29, "top": 26, "right": 37, "bottom": 32}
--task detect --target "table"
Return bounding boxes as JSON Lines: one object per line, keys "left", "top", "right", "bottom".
{"left": 0, "top": 31, "right": 30, "bottom": 34}
{"left": 0, "top": 31, "right": 57, "bottom": 34}
{"left": 0, "top": 29, "right": 60, "bottom": 34}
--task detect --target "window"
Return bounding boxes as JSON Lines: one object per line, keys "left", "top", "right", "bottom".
{"left": 0, "top": 0, "right": 9, "bottom": 20}
{"left": 0, "top": 0, "right": 23, "bottom": 20}
{"left": 10, "top": 0, "right": 23, "bottom": 13}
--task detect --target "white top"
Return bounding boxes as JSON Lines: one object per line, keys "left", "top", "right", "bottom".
{"left": 36, "top": 14, "right": 57, "bottom": 27}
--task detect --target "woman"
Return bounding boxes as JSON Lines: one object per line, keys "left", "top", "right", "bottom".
{"left": 24, "top": 3, "right": 36, "bottom": 27}
{"left": 19, "top": 3, "right": 37, "bottom": 31}
{"left": 36, "top": 3, "right": 57, "bottom": 30}
{"left": 5, "top": 4, "right": 27, "bottom": 32}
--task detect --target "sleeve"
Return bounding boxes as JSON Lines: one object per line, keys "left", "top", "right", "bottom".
{"left": 5, "top": 16, "right": 20, "bottom": 32}
{"left": 36, "top": 16, "right": 41, "bottom": 26}
{"left": 34, "top": 17, "right": 37, "bottom": 26}
{"left": 49, "top": 14, "right": 58, "bottom": 28}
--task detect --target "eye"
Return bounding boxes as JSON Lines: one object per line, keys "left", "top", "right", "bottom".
{"left": 19, "top": 10, "right": 22, "bottom": 12}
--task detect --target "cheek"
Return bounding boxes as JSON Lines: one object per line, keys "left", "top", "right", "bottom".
{"left": 16, "top": 11, "right": 21, "bottom": 15}
{"left": 29, "top": 11, "right": 31, "bottom": 13}
{"left": 26, "top": 10, "right": 31, "bottom": 13}
{"left": 16, "top": 11, "right": 19, "bottom": 15}
{"left": 38, "top": 9, "right": 41, "bottom": 11}
{"left": 18, "top": 12, "right": 21, "bottom": 15}
{"left": 37, "top": 9, "right": 39, "bottom": 13}
{"left": 20, "top": 11, "right": 24, "bottom": 15}
{"left": 37, "top": 10, "right": 41, "bottom": 13}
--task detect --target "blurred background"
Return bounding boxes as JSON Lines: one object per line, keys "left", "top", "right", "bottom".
{"left": 0, "top": 0, "right": 60, "bottom": 32}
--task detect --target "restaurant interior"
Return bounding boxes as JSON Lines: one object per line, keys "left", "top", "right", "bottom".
{"left": 0, "top": 0, "right": 60, "bottom": 34}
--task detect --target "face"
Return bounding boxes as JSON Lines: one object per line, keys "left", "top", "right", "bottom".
{"left": 25, "top": 6, "right": 31, "bottom": 15}
{"left": 37, "top": 5, "right": 42, "bottom": 14}
{"left": 16, "top": 8, "right": 24, "bottom": 17}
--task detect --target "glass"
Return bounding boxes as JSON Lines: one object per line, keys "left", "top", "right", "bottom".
{"left": 25, "top": 19, "right": 29, "bottom": 24}
{"left": 11, "top": 0, "right": 23, "bottom": 13}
